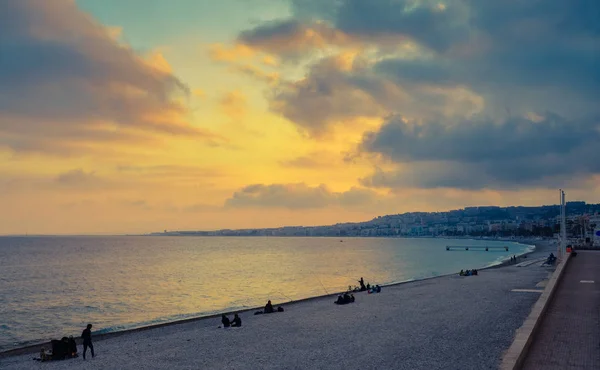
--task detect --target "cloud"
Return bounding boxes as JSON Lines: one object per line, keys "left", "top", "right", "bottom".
{"left": 225, "top": 183, "right": 380, "bottom": 209}
{"left": 0, "top": 0, "right": 214, "bottom": 155}
{"left": 238, "top": 19, "right": 358, "bottom": 59}
{"left": 268, "top": 54, "right": 482, "bottom": 135}
{"left": 236, "top": 0, "right": 598, "bottom": 126}
{"left": 359, "top": 113, "right": 600, "bottom": 189}
{"left": 331, "top": 0, "right": 471, "bottom": 52}
{"left": 55, "top": 169, "right": 104, "bottom": 188}
{"left": 225, "top": 0, "right": 600, "bottom": 191}
{"left": 208, "top": 43, "right": 256, "bottom": 62}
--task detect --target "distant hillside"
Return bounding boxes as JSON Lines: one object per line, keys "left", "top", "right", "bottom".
{"left": 152, "top": 201, "right": 600, "bottom": 238}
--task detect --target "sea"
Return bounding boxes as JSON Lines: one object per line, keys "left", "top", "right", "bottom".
{"left": 0, "top": 236, "right": 533, "bottom": 352}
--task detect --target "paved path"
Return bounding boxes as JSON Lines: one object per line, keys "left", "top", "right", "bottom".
{"left": 521, "top": 251, "right": 600, "bottom": 370}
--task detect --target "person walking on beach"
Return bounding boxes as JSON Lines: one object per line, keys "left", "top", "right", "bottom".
{"left": 81, "top": 324, "right": 94, "bottom": 360}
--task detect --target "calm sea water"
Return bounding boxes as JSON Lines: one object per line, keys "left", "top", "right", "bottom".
{"left": 0, "top": 236, "right": 532, "bottom": 351}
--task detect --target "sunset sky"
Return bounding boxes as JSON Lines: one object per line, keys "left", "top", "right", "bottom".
{"left": 1, "top": 0, "right": 599, "bottom": 234}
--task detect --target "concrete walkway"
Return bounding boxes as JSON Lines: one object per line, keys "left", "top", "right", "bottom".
{"left": 521, "top": 251, "right": 600, "bottom": 370}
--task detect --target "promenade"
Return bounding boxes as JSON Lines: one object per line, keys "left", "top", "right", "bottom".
{"left": 521, "top": 250, "right": 600, "bottom": 370}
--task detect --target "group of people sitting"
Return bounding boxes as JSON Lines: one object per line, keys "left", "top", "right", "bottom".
{"left": 221, "top": 300, "right": 285, "bottom": 327}
{"left": 459, "top": 269, "right": 478, "bottom": 276}
{"left": 335, "top": 292, "right": 355, "bottom": 305}
{"left": 220, "top": 313, "right": 242, "bottom": 328}
{"left": 36, "top": 336, "right": 78, "bottom": 362}
{"left": 367, "top": 285, "right": 382, "bottom": 294}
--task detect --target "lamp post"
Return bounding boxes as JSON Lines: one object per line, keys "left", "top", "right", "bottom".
{"left": 559, "top": 189, "right": 567, "bottom": 258}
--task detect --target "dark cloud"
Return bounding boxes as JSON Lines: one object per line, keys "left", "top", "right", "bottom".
{"left": 269, "top": 55, "right": 482, "bottom": 134}
{"left": 360, "top": 114, "right": 600, "bottom": 189}
{"left": 225, "top": 183, "right": 379, "bottom": 209}
{"left": 0, "top": 0, "right": 213, "bottom": 155}
{"left": 334, "top": 0, "right": 470, "bottom": 52}
{"left": 239, "top": 0, "right": 599, "bottom": 128}
{"left": 270, "top": 56, "right": 387, "bottom": 134}
{"left": 231, "top": 0, "right": 600, "bottom": 190}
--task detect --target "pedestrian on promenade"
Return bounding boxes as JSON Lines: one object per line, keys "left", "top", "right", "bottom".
{"left": 81, "top": 324, "right": 95, "bottom": 360}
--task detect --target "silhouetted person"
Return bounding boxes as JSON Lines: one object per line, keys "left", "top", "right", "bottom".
{"left": 81, "top": 324, "right": 94, "bottom": 360}
{"left": 221, "top": 314, "right": 231, "bottom": 328}
{"left": 231, "top": 314, "right": 242, "bottom": 327}
{"left": 264, "top": 300, "right": 274, "bottom": 314}
{"left": 359, "top": 277, "right": 366, "bottom": 291}
{"left": 68, "top": 336, "right": 77, "bottom": 357}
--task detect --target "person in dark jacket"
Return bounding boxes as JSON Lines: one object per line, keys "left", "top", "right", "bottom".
{"left": 221, "top": 314, "right": 231, "bottom": 328}
{"left": 264, "top": 300, "right": 274, "bottom": 313}
{"left": 81, "top": 324, "right": 94, "bottom": 360}
{"left": 231, "top": 314, "right": 242, "bottom": 327}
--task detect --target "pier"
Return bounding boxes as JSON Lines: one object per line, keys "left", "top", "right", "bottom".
{"left": 446, "top": 245, "right": 509, "bottom": 251}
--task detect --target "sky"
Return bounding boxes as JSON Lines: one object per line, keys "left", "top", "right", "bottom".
{"left": 1, "top": 0, "right": 599, "bottom": 234}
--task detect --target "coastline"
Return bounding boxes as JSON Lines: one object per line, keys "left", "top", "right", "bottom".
{"left": 0, "top": 238, "right": 548, "bottom": 360}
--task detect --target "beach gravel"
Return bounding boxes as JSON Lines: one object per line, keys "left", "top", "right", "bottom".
{"left": 0, "top": 242, "right": 555, "bottom": 370}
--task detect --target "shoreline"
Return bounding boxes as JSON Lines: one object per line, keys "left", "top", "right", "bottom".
{"left": 0, "top": 238, "right": 545, "bottom": 359}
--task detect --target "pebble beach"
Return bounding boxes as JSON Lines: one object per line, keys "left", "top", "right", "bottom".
{"left": 0, "top": 240, "right": 556, "bottom": 370}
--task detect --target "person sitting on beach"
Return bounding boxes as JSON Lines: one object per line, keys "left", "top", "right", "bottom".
{"left": 68, "top": 336, "right": 77, "bottom": 357}
{"left": 466, "top": 270, "right": 471, "bottom": 276}
{"left": 459, "top": 269, "right": 464, "bottom": 276}
{"left": 231, "top": 314, "right": 242, "bottom": 327}
{"left": 40, "top": 347, "right": 48, "bottom": 362}
{"left": 376, "top": 285, "right": 381, "bottom": 293}
{"left": 472, "top": 269, "right": 478, "bottom": 276}
{"left": 264, "top": 300, "right": 274, "bottom": 314}
{"left": 221, "top": 314, "right": 231, "bottom": 328}
{"left": 343, "top": 292, "right": 351, "bottom": 303}
{"left": 335, "top": 295, "right": 344, "bottom": 304}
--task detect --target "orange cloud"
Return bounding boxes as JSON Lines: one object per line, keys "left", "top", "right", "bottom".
{"left": 209, "top": 43, "right": 256, "bottom": 62}
{"left": 145, "top": 51, "right": 173, "bottom": 74}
